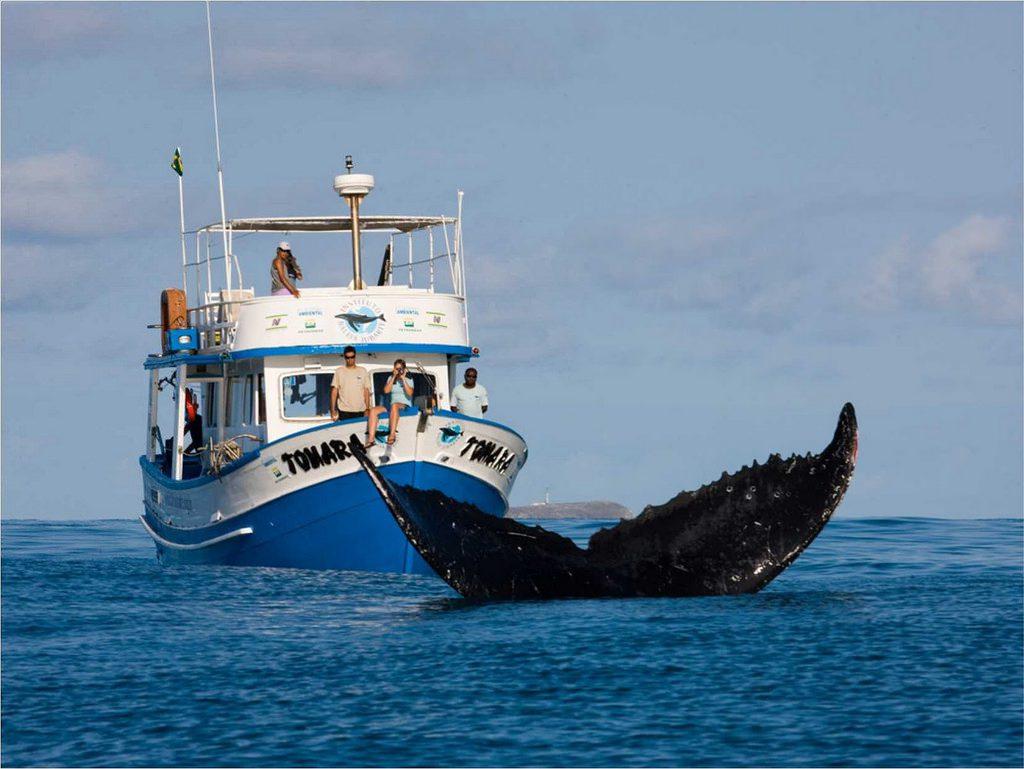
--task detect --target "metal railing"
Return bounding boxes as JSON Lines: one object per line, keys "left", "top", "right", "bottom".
{"left": 181, "top": 205, "right": 467, "bottom": 304}
{"left": 187, "top": 294, "right": 252, "bottom": 350}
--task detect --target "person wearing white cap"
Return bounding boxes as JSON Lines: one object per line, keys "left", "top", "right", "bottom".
{"left": 271, "top": 241, "right": 302, "bottom": 298}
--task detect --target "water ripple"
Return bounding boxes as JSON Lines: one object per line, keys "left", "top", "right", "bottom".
{"left": 2, "top": 517, "right": 1021, "bottom": 767}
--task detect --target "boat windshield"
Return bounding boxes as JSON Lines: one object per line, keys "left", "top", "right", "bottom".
{"left": 279, "top": 369, "right": 438, "bottom": 421}
{"left": 282, "top": 373, "right": 333, "bottom": 419}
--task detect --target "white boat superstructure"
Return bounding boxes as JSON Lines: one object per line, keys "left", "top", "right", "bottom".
{"left": 140, "top": 163, "right": 527, "bottom": 572}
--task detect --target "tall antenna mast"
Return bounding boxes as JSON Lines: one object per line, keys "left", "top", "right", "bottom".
{"left": 205, "top": 0, "right": 231, "bottom": 292}
{"left": 334, "top": 155, "right": 375, "bottom": 290}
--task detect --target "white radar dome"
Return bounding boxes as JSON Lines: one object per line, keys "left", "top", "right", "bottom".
{"left": 334, "top": 173, "right": 375, "bottom": 197}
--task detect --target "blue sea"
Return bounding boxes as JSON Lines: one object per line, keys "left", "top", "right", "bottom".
{"left": 2, "top": 517, "right": 1021, "bottom": 767}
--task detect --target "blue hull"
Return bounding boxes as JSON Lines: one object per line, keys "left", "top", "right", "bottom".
{"left": 143, "top": 461, "right": 505, "bottom": 575}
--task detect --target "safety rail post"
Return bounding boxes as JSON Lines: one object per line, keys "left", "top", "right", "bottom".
{"left": 428, "top": 228, "right": 435, "bottom": 292}
{"left": 457, "top": 192, "right": 469, "bottom": 335}
{"left": 388, "top": 234, "right": 395, "bottom": 285}
{"left": 172, "top": 363, "right": 187, "bottom": 480}
{"left": 194, "top": 231, "right": 202, "bottom": 305}
{"left": 442, "top": 220, "right": 455, "bottom": 292}
{"left": 407, "top": 233, "right": 414, "bottom": 287}
{"left": 457, "top": 190, "right": 466, "bottom": 298}
{"left": 205, "top": 235, "right": 213, "bottom": 298}
{"left": 147, "top": 369, "right": 160, "bottom": 462}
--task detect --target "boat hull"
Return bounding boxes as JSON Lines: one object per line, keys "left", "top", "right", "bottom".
{"left": 139, "top": 411, "right": 525, "bottom": 574}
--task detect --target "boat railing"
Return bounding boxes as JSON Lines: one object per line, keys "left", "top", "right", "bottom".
{"left": 183, "top": 211, "right": 467, "bottom": 308}
{"left": 188, "top": 291, "right": 253, "bottom": 350}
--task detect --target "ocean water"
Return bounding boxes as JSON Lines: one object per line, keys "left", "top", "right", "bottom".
{"left": 2, "top": 517, "right": 1021, "bottom": 767}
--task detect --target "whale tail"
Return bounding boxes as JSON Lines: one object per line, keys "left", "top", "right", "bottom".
{"left": 351, "top": 404, "right": 859, "bottom": 600}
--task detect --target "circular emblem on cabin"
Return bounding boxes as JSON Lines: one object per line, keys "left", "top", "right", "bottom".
{"left": 335, "top": 300, "right": 386, "bottom": 341}
{"left": 438, "top": 422, "right": 463, "bottom": 446}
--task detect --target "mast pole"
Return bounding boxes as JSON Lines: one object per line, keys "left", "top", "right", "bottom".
{"left": 333, "top": 155, "right": 374, "bottom": 290}
{"left": 350, "top": 194, "right": 363, "bottom": 289}
{"left": 177, "top": 168, "right": 188, "bottom": 294}
{"left": 205, "top": 0, "right": 231, "bottom": 292}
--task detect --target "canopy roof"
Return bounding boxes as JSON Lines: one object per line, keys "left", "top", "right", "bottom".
{"left": 196, "top": 215, "right": 455, "bottom": 234}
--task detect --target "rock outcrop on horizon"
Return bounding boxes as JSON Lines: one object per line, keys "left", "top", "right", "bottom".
{"left": 510, "top": 501, "right": 634, "bottom": 520}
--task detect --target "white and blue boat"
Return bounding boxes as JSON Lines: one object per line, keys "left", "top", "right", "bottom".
{"left": 140, "top": 165, "right": 527, "bottom": 573}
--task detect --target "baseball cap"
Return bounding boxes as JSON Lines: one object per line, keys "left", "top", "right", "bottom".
{"left": 278, "top": 241, "right": 291, "bottom": 251}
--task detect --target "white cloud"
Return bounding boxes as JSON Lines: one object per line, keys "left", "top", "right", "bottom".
{"left": 1, "top": 4, "right": 121, "bottom": 61}
{"left": 573, "top": 216, "right": 818, "bottom": 333}
{"left": 2, "top": 150, "right": 149, "bottom": 239}
{"left": 1, "top": 243, "right": 93, "bottom": 314}
{"left": 864, "top": 215, "right": 1022, "bottom": 325}
{"left": 920, "top": 215, "right": 1016, "bottom": 316}
{"left": 860, "top": 239, "right": 911, "bottom": 311}
{"left": 221, "top": 46, "right": 415, "bottom": 90}
{"left": 208, "top": 8, "right": 597, "bottom": 92}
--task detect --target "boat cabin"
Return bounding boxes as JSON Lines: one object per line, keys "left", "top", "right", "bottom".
{"left": 145, "top": 203, "right": 476, "bottom": 482}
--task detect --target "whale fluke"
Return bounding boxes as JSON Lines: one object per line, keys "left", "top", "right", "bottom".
{"left": 349, "top": 403, "right": 858, "bottom": 600}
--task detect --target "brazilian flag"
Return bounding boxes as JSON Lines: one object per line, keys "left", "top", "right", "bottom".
{"left": 170, "top": 147, "right": 183, "bottom": 177}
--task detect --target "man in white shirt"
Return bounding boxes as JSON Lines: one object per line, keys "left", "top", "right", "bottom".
{"left": 330, "top": 346, "right": 371, "bottom": 421}
{"left": 451, "top": 368, "right": 488, "bottom": 418}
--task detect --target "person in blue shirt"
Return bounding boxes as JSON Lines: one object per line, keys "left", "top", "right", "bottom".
{"left": 451, "top": 368, "right": 488, "bottom": 418}
{"left": 366, "top": 359, "right": 414, "bottom": 447}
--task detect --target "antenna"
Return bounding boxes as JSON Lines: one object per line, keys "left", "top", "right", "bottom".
{"left": 205, "top": 0, "right": 231, "bottom": 292}
{"left": 334, "top": 155, "right": 375, "bottom": 291}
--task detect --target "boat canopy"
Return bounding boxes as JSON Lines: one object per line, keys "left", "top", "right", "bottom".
{"left": 195, "top": 215, "right": 455, "bottom": 234}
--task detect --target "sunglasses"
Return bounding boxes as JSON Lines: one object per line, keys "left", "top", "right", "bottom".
{"left": 344, "top": 354, "right": 355, "bottom": 360}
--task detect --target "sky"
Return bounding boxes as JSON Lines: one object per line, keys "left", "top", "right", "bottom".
{"left": 2, "top": 2, "right": 1021, "bottom": 520}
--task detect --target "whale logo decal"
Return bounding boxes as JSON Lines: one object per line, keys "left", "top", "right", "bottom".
{"left": 336, "top": 301, "right": 387, "bottom": 340}
{"left": 336, "top": 311, "right": 386, "bottom": 330}
{"left": 439, "top": 423, "right": 463, "bottom": 446}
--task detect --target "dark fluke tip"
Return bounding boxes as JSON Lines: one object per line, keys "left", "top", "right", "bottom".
{"left": 841, "top": 402, "right": 857, "bottom": 427}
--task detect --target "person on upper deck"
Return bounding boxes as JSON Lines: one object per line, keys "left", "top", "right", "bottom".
{"left": 451, "top": 368, "right": 488, "bottom": 418}
{"left": 271, "top": 241, "right": 302, "bottom": 298}
{"left": 331, "top": 346, "right": 371, "bottom": 424}
{"left": 366, "top": 359, "right": 413, "bottom": 447}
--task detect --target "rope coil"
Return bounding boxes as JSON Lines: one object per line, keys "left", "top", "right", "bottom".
{"left": 196, "top": 434, "right": 260, "bottom": 475}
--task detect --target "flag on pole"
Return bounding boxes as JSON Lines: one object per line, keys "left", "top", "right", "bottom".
{"left": 170, "top": 147, "right": 183, "bottom": 177}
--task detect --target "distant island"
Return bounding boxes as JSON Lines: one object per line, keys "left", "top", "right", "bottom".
{"left": 510, "top": 501, "right": 634, "bottom": 521}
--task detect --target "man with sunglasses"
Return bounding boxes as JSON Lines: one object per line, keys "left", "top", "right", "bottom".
{"left": 451, "top": 367, "right": 488, "bottom": 418}
{"left": 330, "top": 346, "right": 371, "bottom": 422}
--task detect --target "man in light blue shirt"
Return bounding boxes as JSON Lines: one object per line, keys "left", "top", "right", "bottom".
{"left": 451, "top": 368, "right": 488, "bottom": 418}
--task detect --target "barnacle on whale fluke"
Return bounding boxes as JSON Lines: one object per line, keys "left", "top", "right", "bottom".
{"left": 350, "top": 403, "right": 858, "bottom": 599}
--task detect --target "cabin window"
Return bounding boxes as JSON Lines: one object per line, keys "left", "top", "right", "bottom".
{"left": 372, "top": 372, "right": 436, "bottom": 410}
{"left": 204, "top": 382, "right": 220, "bottom": 428}
{"left": 281, "top": 373, "right": 333, "bottom": 420}
{"left": 256, "top": 374, "right": 266, "bottom": 424}
{"left": 226, "top": 376, "right": 253, "bottom": 426}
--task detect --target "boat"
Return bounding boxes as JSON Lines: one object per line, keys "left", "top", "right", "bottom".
{"left": 139, "top": 162, "right": 527, "bottom": 573}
